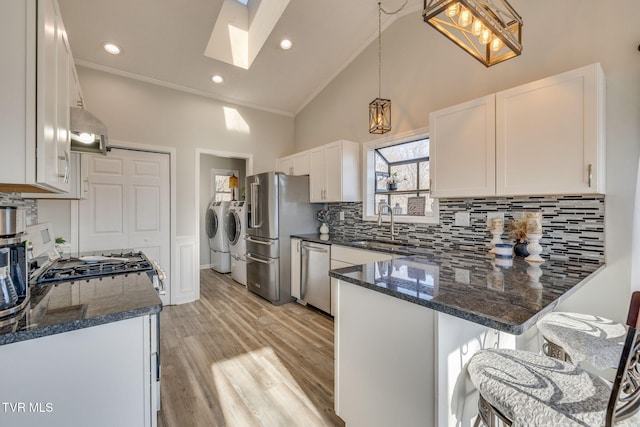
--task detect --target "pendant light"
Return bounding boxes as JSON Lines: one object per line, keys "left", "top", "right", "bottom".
{"left": 369, "top": 2, "right": 391, "bottom": 134}
{"left": 423, "top": 0, "right": 522, "bottom": 67}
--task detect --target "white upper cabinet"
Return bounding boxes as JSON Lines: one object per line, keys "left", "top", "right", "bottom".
{"left": 429, "top": 63, "right": 606, "bottom": 198}
{"left": 429, "top": 95, "right": 496, "bottom": 198}
{"left": 0, "top": 0, "right": 72, "bottom": 193}
{"left": 276, "top": 151, "right": 310, "bottom": 176}
{"left": 309, "top": 140, "right": 360, "bottom": 203}
{"left": 496, "top": 63, "right": 605, "bottom": 195}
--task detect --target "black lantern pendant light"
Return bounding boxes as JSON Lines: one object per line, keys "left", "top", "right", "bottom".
{"left": 369, "top": 2, "right": 392, "bottom": 134}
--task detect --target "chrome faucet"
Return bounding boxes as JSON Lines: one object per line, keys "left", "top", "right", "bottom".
{"left": 377, "top": 201, "right": 399, "bottom": 240}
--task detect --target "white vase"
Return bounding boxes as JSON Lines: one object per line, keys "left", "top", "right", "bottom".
{"left": 319, "top": 223, "right": 329, "bottom": 235}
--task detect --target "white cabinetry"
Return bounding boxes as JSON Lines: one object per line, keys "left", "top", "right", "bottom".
{"left": 291, "top": 238, "right": 302, "bottom": 299}
{"left": 496, "top": 63, "right": 605, "bottom": 195}
{"left": 0, "top": 315, "right": 160, "bottom": 427}
{"left": 0, "top": 0, "right": 72, "bottom": 193}
{"left": 22, "top": 153, "right": 89, "bottom": 199}
{"left": 429, "top": 63, "right": 606, "bottom": 198}
{"left": 276, "top": 152, "right": 310, "bottom": 176}
{"left": 429, "top": 95, "right": 496, "bottom": 198}
{"left": 309, "top": 140, "right": 360, "bottom": 203}
{"left": 330, "top": 245, "right": 394, "bottom": 316}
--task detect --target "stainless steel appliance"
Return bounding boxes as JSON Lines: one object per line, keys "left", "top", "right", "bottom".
{"left": 70, "top": 107, "right": 110, "bottom": 155}
{"left": 0, "top": 214, "right": 29, "bottom": 321}
{"left": 245, "top": 172, "right": 320, "bottom": 305}
{"left": 31, "top": 249, "right": 163, "bottom": 418}
{"left": 301, "top": 241, "right": 331, "bottom": 313}
{"left": 0, "top": 206, "right": 25, "bottom": 237}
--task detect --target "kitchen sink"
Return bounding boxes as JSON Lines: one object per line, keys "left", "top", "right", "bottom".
{"left": 348, "top": 240, "right": 410, "bottom": 251}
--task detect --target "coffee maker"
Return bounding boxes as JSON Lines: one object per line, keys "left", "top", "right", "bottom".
{"left": 0, "top": 206, "right": 29, "bottom": 318}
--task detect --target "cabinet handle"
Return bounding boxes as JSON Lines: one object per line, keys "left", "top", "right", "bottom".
{"left": 588, "top": 164, "right": 593, "bottom": 188}
{"left": 57, "top": 151, "right": 70, "bottom": 183}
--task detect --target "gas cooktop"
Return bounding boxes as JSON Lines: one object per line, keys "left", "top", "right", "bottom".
{"left": 35, "top": 251, "right": 155, "bottom": 285}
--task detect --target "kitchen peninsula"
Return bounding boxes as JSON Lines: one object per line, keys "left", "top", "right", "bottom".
{"left": 323, "top": 239, "right": 604, "bottom": 427}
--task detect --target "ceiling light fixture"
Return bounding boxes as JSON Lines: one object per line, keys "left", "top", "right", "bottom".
{"left": 103, "top": 42, "right": 122, "bottom": 55}
{"left": 211, "top": 75, "right": 224, "bottom": 84}
{"left": 423, "top": 0, "right": 522, "bottom": 67}
{"left": 280, "top": 39, "right": 293, "bottom": 50}
{"left": 369, "top": 1, "right": 407, "bottom": 134}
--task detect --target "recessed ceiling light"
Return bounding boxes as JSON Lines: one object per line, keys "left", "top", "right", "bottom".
{"left": 103, "top": 42, "right": 122, "bottom": 55}
{"left": 280, "top": 39, "right": 293, "bottom": 50}
{"left": 211, "top": 75, "right": 224, "bottom": 84}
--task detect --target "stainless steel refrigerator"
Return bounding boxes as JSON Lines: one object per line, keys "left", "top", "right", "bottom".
{"left": 245, "top": 172, "right": 320, "bottom": 305}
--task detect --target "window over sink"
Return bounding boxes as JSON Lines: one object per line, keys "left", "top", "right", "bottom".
{"left": 363, "top": 127, "right": 439, "bottom": 224}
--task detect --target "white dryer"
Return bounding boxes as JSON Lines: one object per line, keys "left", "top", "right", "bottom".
{"left": 225, "top": 201, "right": 247, "bottom": 285}
{"left": 206, "top": 200, "right": 231, "bottom": 273}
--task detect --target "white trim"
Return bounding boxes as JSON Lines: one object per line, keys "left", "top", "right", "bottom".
{"left": 103, "top": 139, "right": 178, "bottom": 304}
{"left": 361, "top": 127, "right": 440, "bottom": 224}
{"left": 75, "top": 60, "right": 294, "bottom": 118}
{"left": 195, "top": 148, "right": 254, "bottom": 300}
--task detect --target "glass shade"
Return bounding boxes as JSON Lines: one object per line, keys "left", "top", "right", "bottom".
{"left": 369, "top": 98, "right": 391, "bottom": 134}
{"left": 423, "top": 0, "right": 522, "bottom": 67}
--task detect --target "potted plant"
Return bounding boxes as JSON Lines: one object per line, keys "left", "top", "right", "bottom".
{"left": 317, "top": 210, "right": 330, "bottom": 234}
{"left": 386, "top": 172, "right": 405, "bottom": 191}
{"left": 507, "top": 219, "right": 529, "bottom": 257}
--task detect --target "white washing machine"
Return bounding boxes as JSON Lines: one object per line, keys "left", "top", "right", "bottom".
{"left": 225, "top": 201, "right": 247, "bottom": 285}
{"left": 206, "top": 200, "right": 231, "bottom": 273}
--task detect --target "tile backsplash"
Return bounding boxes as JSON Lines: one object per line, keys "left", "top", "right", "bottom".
{"left": 326, "top": 195, "right": 605, "bottom": 264}
{"left": 0, "top": 193, "right": 38, "bottom": 226}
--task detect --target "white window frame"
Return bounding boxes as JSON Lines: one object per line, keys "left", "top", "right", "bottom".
{"left": 362, "top": 126, "right": 439, "bottom": 224}
{"left": 210, "top": 168, "right": 239, "bottom": 201}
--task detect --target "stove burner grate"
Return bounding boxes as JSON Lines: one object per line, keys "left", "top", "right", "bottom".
{"left": 35, "top": 251, "right": 155, "bottom": 284}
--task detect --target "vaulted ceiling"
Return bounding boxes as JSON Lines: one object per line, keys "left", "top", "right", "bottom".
{"left": 58, "top": 0, "right": 421, "bottom": 116}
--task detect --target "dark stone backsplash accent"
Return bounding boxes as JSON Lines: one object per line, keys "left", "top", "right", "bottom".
{"left": 325, "top": 195, "right": 605, "bottom": 263}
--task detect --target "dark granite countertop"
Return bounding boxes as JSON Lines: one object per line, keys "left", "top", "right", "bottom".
{"left": 292, "top": 234, "right": 605, "bottom": 335}
{"left": 329, "top": 251, "right": 604, "bottom": 335}
{"left": 0, "top": 272, "right": 162, "bottom": 346}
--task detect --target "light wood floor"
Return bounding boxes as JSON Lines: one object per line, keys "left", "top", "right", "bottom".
{"left": 158, "top": 269, "right": 345, "bottom": 427}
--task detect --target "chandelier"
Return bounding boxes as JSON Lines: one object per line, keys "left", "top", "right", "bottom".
{"left": 423, "top": 0, "right": 522, "bottom": 67}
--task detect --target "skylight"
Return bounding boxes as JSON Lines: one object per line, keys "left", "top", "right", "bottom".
{"left": 236, "top": 0, "right": 248, "bottom": 5}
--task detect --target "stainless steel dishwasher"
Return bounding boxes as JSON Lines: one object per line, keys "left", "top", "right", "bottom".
{"left": 301, "top": 241, "right": 331, "bottom": 314}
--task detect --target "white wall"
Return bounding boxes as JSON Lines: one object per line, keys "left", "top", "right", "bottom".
{"left": 77, "top": 66, "right": 294, "bottom": 239}
{"left": 295, "top": 1, "right": 640, "bottom": 322}
{"left": 199, "top": 155, "right": 246, "bottom": 266}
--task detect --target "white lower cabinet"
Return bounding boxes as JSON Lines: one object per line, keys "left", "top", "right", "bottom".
{"left": 329, "top": 245, "right": 394, "bottom": 316}
{"left": 291, "top": 238, "right": 302, "bottom": 299}
{"left": 0, "top": 315, "right": 160, "bottom": 427}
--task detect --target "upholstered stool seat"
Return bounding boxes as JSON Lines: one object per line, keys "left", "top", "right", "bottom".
{"left": 467, "top": 292, "right": 640, "bottom": 427}
{"left": 468, "top": 349, "right": 640, "bottom": 426}
{"left": 537, "top": 312, "right": 626, "bottom": 369}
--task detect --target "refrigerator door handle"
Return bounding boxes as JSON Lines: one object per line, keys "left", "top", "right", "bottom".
{"left": 250, "top": 182, "right": 260, "bottom": 228}
{"left": 246, "top": 253, "right": 275, "bottom": 265}
{"left": 244, "top": 236, "right": 275, "bottom": 245}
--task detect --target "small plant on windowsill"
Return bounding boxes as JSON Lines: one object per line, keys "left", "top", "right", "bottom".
{"left": 386, "top": 172, "right": 406, "bottom": 191}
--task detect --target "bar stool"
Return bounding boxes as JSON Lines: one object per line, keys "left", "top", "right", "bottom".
{"left": 537, "top": 311, "right": 626, "bottom": 369}
{"left": 467, "top": 292, "right": 640, "bottom": 427}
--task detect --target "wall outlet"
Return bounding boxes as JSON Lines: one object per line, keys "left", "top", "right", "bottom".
{"left": 486, "top": 212, "right": 504, "bottom": 228}
{"left": 454, "top": 212, "right": 470, "bottom": 227}
{"left": 339, "top": 211, "right": 345, "bottom": 221}
{"left": 454, "top": 268, "right": 470, "bottom": 284}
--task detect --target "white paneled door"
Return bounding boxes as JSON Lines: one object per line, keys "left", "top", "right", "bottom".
{"left": 79, "top": 148, "right": 171, "bottom": 305}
